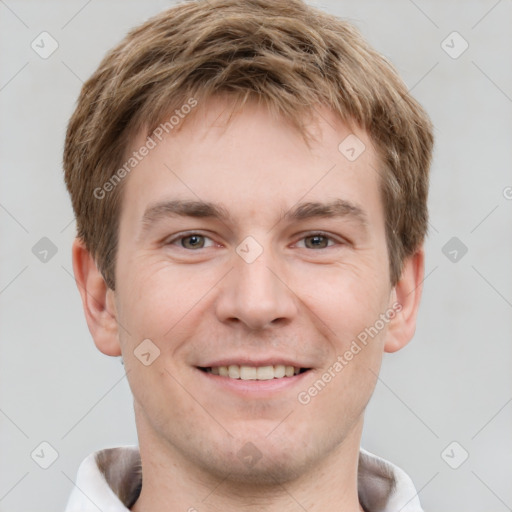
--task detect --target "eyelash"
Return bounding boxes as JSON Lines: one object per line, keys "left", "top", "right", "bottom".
{"left": 166, "top": 231, "right": 344, "bottom": 250}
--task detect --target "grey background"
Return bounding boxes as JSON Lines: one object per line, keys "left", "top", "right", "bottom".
{"left": 1, "top": 1, "right": 511, "bottom": 510}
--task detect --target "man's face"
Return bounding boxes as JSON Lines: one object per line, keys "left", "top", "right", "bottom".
{"left": 111, "top": 98, "right": 398, "bottom": 482}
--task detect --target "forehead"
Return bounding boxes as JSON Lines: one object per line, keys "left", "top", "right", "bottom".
{"left": 119, "top": 97, "right": 384, "bottom": 229}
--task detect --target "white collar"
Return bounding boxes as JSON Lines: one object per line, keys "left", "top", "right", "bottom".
{"left": 65, "top": 446, "right": 423, "bottom": 512}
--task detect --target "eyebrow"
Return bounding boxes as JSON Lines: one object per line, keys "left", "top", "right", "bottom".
{"left": 140, "top": 200, "right": 232, "bottom": 234}
{"left": 280, "top": 199, "right": 368, "bottom": 226}
{"left": 140, "top": 198, "right": 368, "bottom": 235}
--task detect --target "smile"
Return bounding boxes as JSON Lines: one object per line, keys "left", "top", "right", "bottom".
{"left": 199, "top": 365, "right": 310, "bottom": 380}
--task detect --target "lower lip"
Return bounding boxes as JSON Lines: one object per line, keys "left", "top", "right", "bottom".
{"left": 196, "top": 368, "right": 311, "bottom": 396}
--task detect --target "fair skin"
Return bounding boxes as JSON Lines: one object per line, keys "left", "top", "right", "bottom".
{"left": 73, "top": 97, "right": 424, "bottom": 512}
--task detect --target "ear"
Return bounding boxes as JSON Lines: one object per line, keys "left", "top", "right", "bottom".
{"left": 384, "top": 248, "right": 425, "bottom": 353}
{"left": 72, "top": 238, "right": 121, "bottom": 356}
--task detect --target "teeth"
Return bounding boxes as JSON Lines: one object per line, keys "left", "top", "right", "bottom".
{"left": 228, "top": 365, "right": 240, "bottom": 379}
{"left": 274, "top": 365, "right": 286, "bottom": 378}
{"left": 256, "top": 366, "right": 274, "bottom": 380}
{"left": 206, "top": 364, "right": 303, "bottom": 380}
{"left": 240, "top": 366, "right": 257, "bottom": 380}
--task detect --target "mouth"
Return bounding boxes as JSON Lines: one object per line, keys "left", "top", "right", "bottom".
{"left": 198, "top": 365, "right": 311, "bottom": 380}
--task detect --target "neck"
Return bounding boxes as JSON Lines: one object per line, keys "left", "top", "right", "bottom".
{"left": 131, "top": 415, "right": 365, "bottom": 512}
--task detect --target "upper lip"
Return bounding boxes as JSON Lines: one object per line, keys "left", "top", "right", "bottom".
{"left": 198, "top": 357, "right": 310, "bottom": 368}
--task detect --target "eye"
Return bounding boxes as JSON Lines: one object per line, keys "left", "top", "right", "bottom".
{"left": 295, "top": 233, "right": 337, "bottom": 249}
{"left": 169, "top": 233, "right": 215, "bottom": 250}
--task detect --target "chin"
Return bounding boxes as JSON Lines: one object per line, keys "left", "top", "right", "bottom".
{"left": 194, "top": 437, "right": 316, "bottom": 487}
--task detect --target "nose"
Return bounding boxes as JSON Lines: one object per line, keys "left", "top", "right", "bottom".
{"left": 214, "top": 245, "right": 298, "bottom": 331}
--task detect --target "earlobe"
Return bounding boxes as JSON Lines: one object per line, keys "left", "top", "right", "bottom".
{"left": 72, "top": 238, "right": 122, "bottom": 356}
{"left": 384, "top": 248, "right": 425, "bottom": 353}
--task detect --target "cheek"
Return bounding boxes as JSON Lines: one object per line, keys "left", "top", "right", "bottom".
{"left": 295, "top": 274, "right": 387, "bottom": 422}
{"left": 293, "top": 264, "right": 390, "bottom": 413}
{"left": 297, "top": 263, "right": 390, "bottom": 344}
{"left": 116, "top": 260, "right": 219, "bottom": 344}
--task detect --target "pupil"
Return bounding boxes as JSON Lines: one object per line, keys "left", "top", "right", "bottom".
{"left": 184, "top": 235, "right": 203, "bottom": 249}
{"left": 307, "top": 235, "right": 327, "bottom": 248}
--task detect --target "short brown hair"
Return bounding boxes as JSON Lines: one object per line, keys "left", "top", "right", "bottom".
{"left": 64, "top": 0, "right": 433, "bottom": 289}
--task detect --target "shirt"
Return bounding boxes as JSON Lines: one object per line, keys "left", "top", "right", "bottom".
{"left": 64, "top": 446, "right": 424, "bottom": 512}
